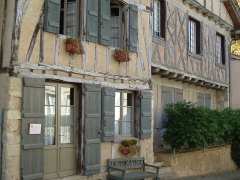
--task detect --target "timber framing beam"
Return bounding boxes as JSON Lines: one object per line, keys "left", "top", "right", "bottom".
{"left": 151, "top": 66, "right": 228, "bottom": 90}
{"left": 183, "top": 0, "right": 233, "bottom": 30}
{"left": 223, "top": 0, "right": 240, "bottom": 29}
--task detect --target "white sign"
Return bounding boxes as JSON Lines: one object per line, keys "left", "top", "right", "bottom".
{"left": 29, "top": 124, "right": 42, "bottom": 135}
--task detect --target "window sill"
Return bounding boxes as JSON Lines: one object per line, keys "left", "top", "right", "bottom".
{"left": 188, "top": 52, "right": 203, "bottom": 61}
{"left": 152, "top": 36, "right": 166, "bottom": 46}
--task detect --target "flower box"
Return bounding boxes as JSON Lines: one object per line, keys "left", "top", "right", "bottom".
{"left": 113, "top": 49, "right": 130, "bottom": 62}
{"left": 65, "top": 38, "right": 83, "bottom": 55}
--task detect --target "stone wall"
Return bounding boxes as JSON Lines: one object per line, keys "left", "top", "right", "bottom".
{"left": 0, "top": 74, "right": 22, "bottom": 180}
{"left": 155, "top": 145, "right": 237, "bottom": 177}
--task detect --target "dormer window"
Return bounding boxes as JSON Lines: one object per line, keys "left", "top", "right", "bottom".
{"left": 188, "top": 17, "right": 201, "bottom": 55}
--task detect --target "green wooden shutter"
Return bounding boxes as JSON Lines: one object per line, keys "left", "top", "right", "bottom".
{"left": 86, "top": 0, "right": 99, "bottom": 43}
{"left": 0, "top": 110, "right": 3, "bottom": 178}
{"left": 99, "top": 0, "right": 112, "bottom": 46}
{"left": 21, "top": 78, "right": 45, "bottom": 180}
{"left": 44, "top": 0, "right": 61, "bottom": 34}
{"left": 140, "top": 90, "right": 152, "bottom": 139}
{"left": 65, "top": 0, "right": 78, "bottom": 37}
{"left": 102, "top": 87, "right": 115, "bottom": 142}
{"left": 83, "top": 84, "right": 101, "bottom": 175}
{"left": 128, "top": 4, "right": 138, "bottom": 52}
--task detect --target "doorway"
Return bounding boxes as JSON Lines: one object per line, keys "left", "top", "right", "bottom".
{"left": 44, "top": 83, "right": 79, "bottom": 179}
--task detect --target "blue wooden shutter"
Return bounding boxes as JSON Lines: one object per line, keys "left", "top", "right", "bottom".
{"left": 86, "top": 0, "right": 99, "bottom": 43}
{"left": 44, "top": 0, "right": 61, "bottom": 34}
{"left": 128, "top": 4, "right": 138, "bottom": 52}
{"left": 140, "top": 90, "right": 152, "bottom": 139}
{"left": 83, "top": 84, "right": 101, "bottom": 175}
{"left": 99, "top": 0, "right": 112, "bottom": 46}
{"left": 21, "top": 78, "right": 45, "bottom": 180}
{"left": 102, "top": 87, "right": 115, "bottom": 142}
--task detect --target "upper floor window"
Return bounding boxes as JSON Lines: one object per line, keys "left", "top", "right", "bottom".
{"left": 44, "top": 0, "right": 138, "bottom": 52}
{"left": 44, "top": 0, "right": 79, "bottom": 37}
{"left": 188, "top": 17, "right": 201, "bottom": 55}
{"left": 110, "top": 1, "right": 125, "bottom": 48}
{"left": 115, "top": 91, "right": 134, "bottom": 137}
{"left": 216, "top": 33, "right": 226, "bottom": 65}
{"left": 153, "top": 0, "right": 166, "bottom": 39}
{"left": 197, "top": 93, "right": 211, "bottom": 108}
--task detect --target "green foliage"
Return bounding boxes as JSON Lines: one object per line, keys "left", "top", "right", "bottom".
{"left": 163, "top": 102, "right": 240, "bottom": 151}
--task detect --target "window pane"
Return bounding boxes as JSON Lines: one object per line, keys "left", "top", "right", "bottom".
{"left": 60, "top": 107, "right": 74, "bottom": 144}
{"left": 115, "top": 92, "right": 121, "bottom": 106}
{"left": 188, "top": 19, "right": 197, "bottom": 53}
{"left": 153, "top": 0, "right": 160, "bottom": 36}
{"left": 61, "top": 87, "right": 74, "bottom": 106}
{"left": 44, "top": 86, "right": 56, "bottom": 145}
{"left": 115, "top": 107, "right": 120, "bottom": 135}
{"left": 121, "top": 107, "right": 132, "bottom": 136}
{"left": 216, "top": 35, "right": 222, "bottom": 64}
{"left": 60, "top": 87, "right": 74, "bottom": 144}
{"left": 66, "top": 0, "right": 77, "bottom": 37}
{"left": 114, "top": 91, "right": 134, "bottom": 136}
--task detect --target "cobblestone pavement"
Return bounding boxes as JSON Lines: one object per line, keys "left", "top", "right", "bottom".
{"left": 177, "top": 171, "right": 240, "bottom": 180}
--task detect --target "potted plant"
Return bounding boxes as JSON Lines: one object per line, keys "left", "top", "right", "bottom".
{"left": 113, "top": 49, "right": 130, "bottom": 62}
{"left": 65, "top": 38, "right": 83, "bottom": 55}
{"left": 119, "top": 139, "right": 139, "bottom": 156}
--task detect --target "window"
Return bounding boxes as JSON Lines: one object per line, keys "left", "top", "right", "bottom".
{"left": 197, "top": 93, "right": 211, "bottom": 108}
{"left": 216, "top": 33, "right": 225, "bottom": 65}
{"left": 161, "top": 87, "right": 183, "bottom": 109}
{"left": 44, "top": 0, "right": 80, "bottom": 37}
{"left": 60, "top": 0, "right": 78, "bottom": 36}
{"left": 153, "top": 0, "right": 166, "bottom": 38}
{"left": 188, "top": 17, "right": 201, "bottom": 54}
{"left": 110, "top": 1, "right": 125, "bottom": 48}
{"left": 115, "top": 91, "right": 134, "bottom": 137}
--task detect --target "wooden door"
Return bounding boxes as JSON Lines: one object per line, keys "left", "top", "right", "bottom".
{"left": 44, "top": 84, "right": 78, "bottom": 179}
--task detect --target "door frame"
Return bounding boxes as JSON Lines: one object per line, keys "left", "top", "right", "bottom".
{"left": 43, "top": 82, "right": 81, "bottom": 179}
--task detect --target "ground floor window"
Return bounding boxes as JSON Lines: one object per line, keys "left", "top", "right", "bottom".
{"left": 114, "top": 91, "right": 134, "bottom": 137}
{"left": 44, "top": 84, "right": 78, "bottom": 179}
{"left": 197, "top": 93, "right": 211, "bottom": 108}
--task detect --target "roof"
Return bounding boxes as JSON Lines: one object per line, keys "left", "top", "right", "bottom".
{"left": 223, "top": 0, "right": 240, "bottom": 38}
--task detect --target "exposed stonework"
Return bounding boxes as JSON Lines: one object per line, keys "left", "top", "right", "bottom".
{"left": 155, "top": 145, "right": 237, "bottom": 177}
{"left": 1, "top": 75, "right": 22, "bottom": 180}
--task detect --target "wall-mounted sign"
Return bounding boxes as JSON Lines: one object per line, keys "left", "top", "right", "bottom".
{"left": 29, "top": 124, "right": 41, "bottom": 135}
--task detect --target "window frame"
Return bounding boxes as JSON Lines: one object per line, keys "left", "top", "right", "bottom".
{"left": 110, "top": 1, "right": 125, "bottom": 49}
{"left": 61, "top": 0, "right": 81, "bottom": 37}
{"left": 197, "top": 93, "right": 212, "bottom": 109}
{"left": 188, "top": 17, "right": 202, "bottom": 56}
{"left": 152, "top": 0, "right": 166, "bottom": 40}
{"left": 114, "top": 90, "right": 135, "bottom": 139}
{"left": 216, "top": 33, "right": 226, "bottom": 66}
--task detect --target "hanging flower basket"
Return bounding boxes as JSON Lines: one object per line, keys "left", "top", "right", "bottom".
{"left": 119, "top": 139, "right": 139, "bottom": 157}
{"left": 113, "top": 49, "right": 130, "bottom": 62}
{"left": 65, "top": 38, "right": 84, "bottom": 55}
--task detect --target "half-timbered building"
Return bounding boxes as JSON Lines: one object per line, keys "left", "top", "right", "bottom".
{"left": 0, "top": 0, "right": 239, "bottom": 180}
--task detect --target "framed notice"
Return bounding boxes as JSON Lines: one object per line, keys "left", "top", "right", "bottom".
{"left": 29, "top": 124, "right": 42, "bottom": 135}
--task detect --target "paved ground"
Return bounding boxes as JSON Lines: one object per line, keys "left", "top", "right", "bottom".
{"left": 177, "top": 171, "right": 240, "bottom": 180}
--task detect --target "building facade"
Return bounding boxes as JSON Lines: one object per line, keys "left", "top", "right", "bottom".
{"left": 0, "top": 0, "right": 239, "bottom": 180}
